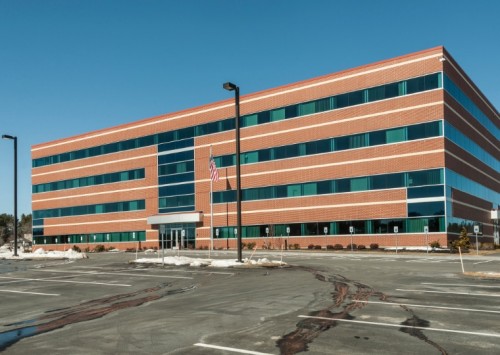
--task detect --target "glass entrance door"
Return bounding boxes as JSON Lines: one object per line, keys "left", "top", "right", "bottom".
{"left": 158, "top": 223, "right": 195, "bottom": 250}
{"left": 169, "top": 227, "right": 188, "bottom": 249}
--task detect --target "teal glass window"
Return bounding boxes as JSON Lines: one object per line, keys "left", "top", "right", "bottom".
{"left": 367, "top": 86, "right": 385, "bottom": 102}
{"left": 213, "top": 169, "right": 443, "bottom": 204}
{"left": 386, "top": 127, "right": 406, "bottom": 143}
{"left": 32, "top": 168, "right": 145, "bottom": 194}
{"left": 303, "top": 183, "right": 317, "bottom": 196}
{"left": 211, "top": 216, "right": 445, "bottom": 241}
{"left": 348, "top": 90, "right": 365, "bottom": 105}
{"left": 270, "top": 108, "right": 285, "bottom": 122}
{"left": 444, "top": 74, "right": 498, "bottom": 136}
{"left": 408, "top": 201, "right": 445, "bottom": 217}
{"left": 299, "top": 102, "right": 315, "bottom": 116}
{"left": 243, "top": 151, "right": 259, "bottom": 164}
{"left": 159, "top": 195, "right": 194, "bottom": 208}
{"left": 258, "top": 111, "right": 270, "bottom": 124}
{"left": 33, "top": 200, "right": 145, "bottom": 219}
{"left": 287, "top": 185, "right": 301, "bottom": 197}
{"left": 372, "top": 173, "right": 404, "bottom": 190}
{"left": 444, "top": 121, "right": 498, "bottom": 171}
{"left": 407, "top": 185, "right": 444, "bottom": 199}
{"left": 407, "top": 169, "right": 443, "bottom": 186}
{"left": 243, "top": 114, "right": 258, "bottom": 127}
{"left": 285, "top": 105, "right": 298, "bottom": 118}
{"left": 315, "top": 97, "right": 332, "bottom": 112}
{"left": 350, "top": 177, "right": 369, "bottom": 191}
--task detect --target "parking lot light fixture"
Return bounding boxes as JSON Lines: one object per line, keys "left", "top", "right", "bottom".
{"left": 223, "top": 82, "right": 242, "bottom": 262}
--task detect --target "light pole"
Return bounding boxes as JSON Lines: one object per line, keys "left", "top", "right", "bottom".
{"left": 223, "top": 82, "right": 242, "bottom": 262}
{"left": 2, "top": 134, "right": 18, "bottom": 257}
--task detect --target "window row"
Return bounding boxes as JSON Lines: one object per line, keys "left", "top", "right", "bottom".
{"left": 241, "top": 73, "right": 441, "bottom": 127}
{"left": 215, "top": 121, "right": 442, "bottom": 167}
{"left": 158, "top": 161, "right": 195, "bottom": 176}
{"left": 444, "top": 74, "right": 499, "bottom": 138}
{"left": 32, "top": 169, "right": 145, "bottom": 194}
{"left": 33, "top": 231, "right": 146, "bottom": 245}
{"left": 213, "top": 216, "right": 445, "bottom": 239}
{"left": 159, "top": 183, "right": 194, "bottom": 197}
{"left": 445, "top": 169, "right": 500, "bottom": 206}
{"left": 158, "top": 150, "right": 194, "bottom": 165}
{"left": 158, "top": 172, "right": 195, "bottom": 185}
{"left": 33, "top": 73, "right": 442, "bottom": 167}
{"left": 33, "top": 200, "right": 145, "bottom": 219}
{"left": 407, "top": 185, "right": 444, "bottom": 199}
{"left": 159, "top": 194, "right": 195, "bottom": 209}
{"left": 408, "top": 201, "right": 445, "bottom": 217}
{"left": 213, "top": 169, "right": 444, "bottom": 203}
{"left": 444, "top": 121, "right": 499, "bottom": 171}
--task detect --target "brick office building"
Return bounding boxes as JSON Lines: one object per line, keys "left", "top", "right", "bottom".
{"left": 31, "top": 46, "right": 499, "bottom": 251}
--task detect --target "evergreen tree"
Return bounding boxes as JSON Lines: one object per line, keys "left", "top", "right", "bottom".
{"left": 451, "top": 226, "right": 471, "bottom": 250}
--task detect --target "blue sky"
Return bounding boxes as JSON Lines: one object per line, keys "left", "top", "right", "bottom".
{"left": 0, "top": 0, "right": 499, "bottom": 216}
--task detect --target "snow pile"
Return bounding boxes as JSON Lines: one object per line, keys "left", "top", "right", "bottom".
{"left": 0, "top": 247, "right": 87, "bottom": 260}
{"left": 133, "top": 255, "right": 287, "bottom": 268}
{"left": 384, "top": 246, "right": 450, "bottom": 252}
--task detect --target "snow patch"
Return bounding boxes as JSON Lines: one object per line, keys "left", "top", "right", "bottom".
{"left": 0, "top": 247, "right": 87, "bottom": 260}
{"left": 133, "top": 256, "right": 286, "bottom": 268}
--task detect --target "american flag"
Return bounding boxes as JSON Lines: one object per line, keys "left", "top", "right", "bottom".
{"left": 209, "top": 155, "right": 219, "bottom": 182}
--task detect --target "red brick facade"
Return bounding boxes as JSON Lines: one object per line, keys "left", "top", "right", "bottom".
{"left": 31, "top": 46, "right": 499, "bottom": 251}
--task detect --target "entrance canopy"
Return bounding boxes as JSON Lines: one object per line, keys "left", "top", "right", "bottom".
{"left": 147, "top": 212, "right": 203, "bottom": 225}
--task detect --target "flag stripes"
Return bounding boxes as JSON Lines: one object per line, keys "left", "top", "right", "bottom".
{"left": 209, "top": 155, "right": 219, "bottom": 182}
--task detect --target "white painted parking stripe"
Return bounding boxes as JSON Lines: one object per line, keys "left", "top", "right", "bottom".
{"left": 473, "top": 260, "right": 493, "bottom": 265}
{"left": 352, "top": 300, "right": 500, "bottom": 314}
{"left": 396, "top": 289, "right": 500, "bottom": 297}
{"left": 34, "top": 269, "right": 193, "bottom": 279}
{"left": 194, "top": 343, "right": 273, "bottom": 354}
{"left": 421, "top": 282, "right": 500, "bottom": 288}
{"left": 0, "top": 276, "right": 131, "bottom": 287}
{"left": 298, "top": 315, "right": 500, "bottom": 338}
{"left": 0, "top": 289, "right": 60, "bottom": 296}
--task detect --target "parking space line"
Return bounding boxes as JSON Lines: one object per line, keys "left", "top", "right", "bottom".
{"left": 0, "top": 289, "right": 60, "bottom": 296}
{"left": 34, "top": 269, "right": 193, "bottom": 279}
{"left": 0, "top": 275, "right": 131, "bottom": 287}
{"left": 0, "top": 274, "right": 78, "bottom": 285}
{"left": 421, "top": 282, "right": 500, "bottom": 288}
{"left": 352, "top": 300, "right": 500, "bottom": 314}
{"left": 298, "top": 315, "right": 500, "bottom": 338}
{"left": 194, "top": 343, "right": 273, "bottom": 354}
{"left": 473, "top": 260, "right": 493, "bottom": 265}
{"left": 396, "top": 289, "right": 500, "bottom": 297}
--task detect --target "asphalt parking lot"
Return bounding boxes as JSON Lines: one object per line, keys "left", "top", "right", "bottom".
{"left": 1, "top": 250, "right": 499, "bottom": 354}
